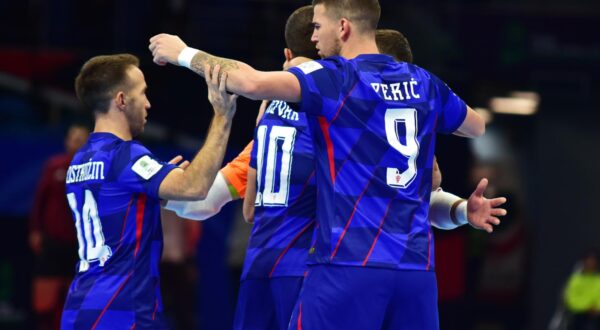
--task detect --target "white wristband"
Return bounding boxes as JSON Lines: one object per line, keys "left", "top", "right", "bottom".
{"left": 455, "top": 200, "right": 468, "bottom": 226}
{"left": 177, "top": 47, "right": 200, "bottom": 69}
{"left": 429, "top": 188, "right": 468, "bottom": 230}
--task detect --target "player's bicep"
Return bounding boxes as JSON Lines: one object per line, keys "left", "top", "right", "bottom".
{"left": 243, "top": 167, "right": 257, "bottom": 223}
{"left": 252, "top": 71, "right": 301, "bottom": 103}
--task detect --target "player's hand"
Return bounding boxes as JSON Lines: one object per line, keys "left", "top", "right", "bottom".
{"left": 466, "top": 178, "right": 507, "bottom": 233}
{"left": 168, "top": 155, "right": 190, "bottom": 170}
{"left": 29, "top": 231, "right": 42, "bottom": 254}
{"left": 205, "top": 64, "right": 238, "bottom": 119}
{"left": 149, "top": 33, "right": 187, "bottom": 66}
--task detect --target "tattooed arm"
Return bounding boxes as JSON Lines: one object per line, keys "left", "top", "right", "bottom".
{"left": 149, "top": 33, "right": 301, "bottom": 102}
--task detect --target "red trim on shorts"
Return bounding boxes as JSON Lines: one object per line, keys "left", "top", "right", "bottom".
{"left": 134, "top": 194, "right": 147, "bottom": 257}
{"left": 330, "top": 179, "right": 373, "bottom": 260}
{"left": 91, "top": 272, "right": 132, "bottom": 330}
{"left": 362, "top": 199, "right": 394, "bottom": 266}
{"left": 130, "top": 323, "right": 136, "bottom": 330}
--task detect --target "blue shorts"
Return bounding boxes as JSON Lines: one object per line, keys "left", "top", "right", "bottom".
{"left": 288, "top": 265, "right": 438, "bottom": 330}
{"left": 234, "top": 277, "right": 304, "bottom": 330}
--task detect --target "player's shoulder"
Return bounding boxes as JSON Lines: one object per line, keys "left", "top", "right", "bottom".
{"left": 107, "top": 139, "right": 152, "bottom": 161}
{"left": 293, "top": 56, "right": 346, "bottom": 75}
{"left": 407, "top": 64, "right": 445, "bottom": 85}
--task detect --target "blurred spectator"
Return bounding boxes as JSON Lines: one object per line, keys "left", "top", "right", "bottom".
{"left": 564, "top": 250, "right": 600, "bottom": 330}
{"left": 29, "top": 124, "right": 89, "bottom": 330}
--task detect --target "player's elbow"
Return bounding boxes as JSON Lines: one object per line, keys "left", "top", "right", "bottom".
{"left": 186, "top": 186, "right": 209, "bottom": 201}
{"left": 174, "top": 182, "right": 210, "bottom": 201}
{"left": 466, "top": 107, "right": 486, "bottom": 137}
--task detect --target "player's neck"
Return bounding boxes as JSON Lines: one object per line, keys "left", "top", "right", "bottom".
{"left": 93, "top": 114, "right": 133, "bottom": 141}
{"left": 340, "top": 35, "right": 379, "bottom": 59}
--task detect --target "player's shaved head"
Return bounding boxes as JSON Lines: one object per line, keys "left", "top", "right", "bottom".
{"left": 312, "top": 0, "right": 380, "bottom": 33}
{"left": 376, "top": 29, "right": 413, "bottom": 63}
{"left": 285, "top": 6, "right": 319, "bottom": 59}
{"left": 75, "top": 54, "right": 140, "bottom": 114}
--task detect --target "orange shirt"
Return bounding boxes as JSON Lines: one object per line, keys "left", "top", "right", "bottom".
{"left": 220, "top": 142, "right": 252, "bottom": 199}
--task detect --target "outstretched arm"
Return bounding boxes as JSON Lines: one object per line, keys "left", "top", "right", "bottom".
{"left": 164, "top": 172, "right": 236, "bottom": 220}
{"left": 429, "top": 178, "right": 507, "bottom": 233}
{"left": 149, "top": 34, "right": 301, "bottom": 102}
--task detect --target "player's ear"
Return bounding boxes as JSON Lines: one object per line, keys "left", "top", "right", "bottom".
{"left": 340, "top": 18, "right": 351, "bottom": 41}
{"left": 115, "top": 91, "right": 126, "bottom": 111}
{"left": 284, "top": 48, "right": 294, "bottom": 62}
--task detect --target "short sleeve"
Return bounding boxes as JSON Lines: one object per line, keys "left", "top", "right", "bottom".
{"left": 430, "top": 74, "right": 468, "bottom": 134}
{"left": 288, "top": 58, "right": 345, "bottom": 119}
{"left": 116, "top": 142, "right": 176, "bottom": 199}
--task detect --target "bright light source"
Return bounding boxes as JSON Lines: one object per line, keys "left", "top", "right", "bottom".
{"left": 489, "top": 91, "right": 540, "bottom": 116}
{"left": 509, "top": 91, "right": 540, "bottom": 103}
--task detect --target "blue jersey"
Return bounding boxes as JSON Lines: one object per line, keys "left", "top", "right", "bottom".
{"left": 61, "top": 132, "right": 176, "bottom": 330}
{"left": 288, "top": 54, "right": 467, "bottom": 271}
{"left": 242, "top": 100, "right": 316, "bottom": 280}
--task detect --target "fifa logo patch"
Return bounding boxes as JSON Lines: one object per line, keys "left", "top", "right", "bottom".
{"left": 132, "top": 155, "right": 163, "bottom": 180}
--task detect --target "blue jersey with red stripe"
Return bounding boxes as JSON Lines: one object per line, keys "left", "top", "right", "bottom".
{"left": 61, "top": 132, "right": 176, "bottom": 330}
{"left": 288, "top": 54, "right": 467, "bottom": 271}
{"left": 242, "top": 100, "right": 316, "bottom": 280}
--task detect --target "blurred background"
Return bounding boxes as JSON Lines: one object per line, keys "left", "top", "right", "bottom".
{"left": 1, "top": 0, "right": 599, "bottom": 329}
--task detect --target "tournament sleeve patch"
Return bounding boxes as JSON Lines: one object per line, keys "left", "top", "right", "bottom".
{"left": 132, "top": 155, "right": 163, "bottom": 180}
{"left": 296, "top": 61, "right": 323, "bottom": 74}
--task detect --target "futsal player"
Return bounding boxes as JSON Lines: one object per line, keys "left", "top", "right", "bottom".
{"left": 148, "top": 0, "right": 494, "bottom": 327}
{"left": 61, "top": 54, "right": 236, "bottom": 329}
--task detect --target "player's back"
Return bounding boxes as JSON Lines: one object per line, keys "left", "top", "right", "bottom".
{"left": 242, "top": 100, "right": 317, "bottom": 280}
{"left": 289, "top": 55, "right": 467, "bottom": 271}
{"left": 62, "top": 132, "right": 174, "bottom": 329}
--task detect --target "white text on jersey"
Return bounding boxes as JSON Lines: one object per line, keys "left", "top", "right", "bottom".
{"left": 66, "top": 161, "right": 105, "bottom": 184}
{"left": 371, "top": 79, "right": 421, "bottom": 101}
{"left": 266, "top": 100, "right": 299, "bottom": 121}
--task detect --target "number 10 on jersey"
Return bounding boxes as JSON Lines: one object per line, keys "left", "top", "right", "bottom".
{"left": 254, "top": 125, "right": 297, "bottom": 207}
